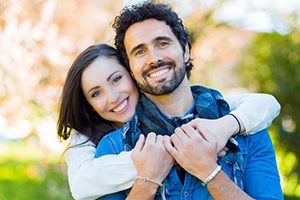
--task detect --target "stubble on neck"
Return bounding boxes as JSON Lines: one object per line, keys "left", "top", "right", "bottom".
{"left": 144, "top": 77, "right": 194, "bottom": 117}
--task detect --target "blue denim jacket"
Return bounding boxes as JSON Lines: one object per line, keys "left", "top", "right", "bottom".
{"left": 95, "top": 120, "right": 283, "bottom": 200}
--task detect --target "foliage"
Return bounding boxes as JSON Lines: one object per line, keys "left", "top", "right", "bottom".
{"left": 184, "top": 1, "right": 300, "bottom": 198}
{"left": 237, "top": 31, "right": 300, "bottom": 198}
{"left": 0, "top": 0, "right": 122, "bottom": 138}
{"left": 0, "top": 141, "right": 72, "bottom": 200}
{"left": 1, "top": 0, "right": 299, "bottom": 199}
{"left": 0, "top": 2, "right": 121, "bottom": 197}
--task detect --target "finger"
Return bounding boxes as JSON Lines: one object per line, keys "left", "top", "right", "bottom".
{"left": 163, "top": 135, "right": 170, "bottom": 140}
{"left": 180, "top": 124, "right": 200, "bottom": 139}
{"left": 186, "top": 118, "right": 201, "bottom": 130}
{"left": 195, "top": 123, "right": 208, "bottom": 137}
{"left": 156, "top": 135, "right": 164, "bottom": 144}
{"left": 133, "top": 134, "right": 145, "bottom": 153}
{"left": 145, "top": 132, "right": 157, "bottom": 144}
{"left": 199, "top": 126, "right": 216, "bottom": 144}
{"left": 171, "top": 129, "right": 185, "bottom": 149}
{"left": 217, "top": 150, "right": 226, "bottom": 157}
{"left": 174, "top": 127, "right": 190, "bottom": 142}
{"left": 163, "top": 136, "right": 178, "bottom": 158}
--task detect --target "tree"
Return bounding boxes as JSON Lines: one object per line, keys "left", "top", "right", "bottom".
{"left": 238, "top": 31, "right": 300, "bottom": 199}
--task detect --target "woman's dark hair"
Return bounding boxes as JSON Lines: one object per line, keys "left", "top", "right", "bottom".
{"left": 113, "top": 1, "right": 194, "bottom": 78}
{"left": 57, "top": 43, "right": 126, "bottom": 146}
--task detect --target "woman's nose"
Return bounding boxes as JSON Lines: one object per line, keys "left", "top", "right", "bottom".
{"left": 107, "top": 89, "right": 120, "bottom": 103}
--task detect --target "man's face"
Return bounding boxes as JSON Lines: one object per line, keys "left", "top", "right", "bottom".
{"left": 124, "top": 19, "right": 189, "bottom": 95}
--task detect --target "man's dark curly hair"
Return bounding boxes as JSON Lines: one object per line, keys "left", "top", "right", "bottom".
{"left": 112, "top": 2, "right": 194, "bottom": 78}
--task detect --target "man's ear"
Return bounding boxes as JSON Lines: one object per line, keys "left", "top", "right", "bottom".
{"left": 184, "top": 43, "right": 190, "bottom": 63}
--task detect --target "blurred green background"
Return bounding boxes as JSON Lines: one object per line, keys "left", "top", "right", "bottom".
{"left": 0, "top": 0, "right": 299, "bottom": 199}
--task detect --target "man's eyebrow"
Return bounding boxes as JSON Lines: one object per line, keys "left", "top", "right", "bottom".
{"left": 129, "top": 36, "right": 173, "bottom": 56}
{"left": 154, "top": 36, "right": 172, "bottom": 42}
{"left": 130, "top": 44, "right": 145, "bottom": 56}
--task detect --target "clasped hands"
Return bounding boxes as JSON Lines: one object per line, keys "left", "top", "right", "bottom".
{"left": 132, "top": 118, "right": 229, "bottom": 184}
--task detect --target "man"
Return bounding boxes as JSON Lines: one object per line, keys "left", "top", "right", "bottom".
{"left": 96, "top": 2, "right": 283, "bottom": 199}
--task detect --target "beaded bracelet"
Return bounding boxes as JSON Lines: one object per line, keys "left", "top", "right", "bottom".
{"left": 135, "top": 176, "right": 163, "bottom": 188}
{"left": 202, "top": 165, "right": 222, "bottom": 186}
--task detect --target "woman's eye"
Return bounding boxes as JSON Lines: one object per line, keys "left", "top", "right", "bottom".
{"left": 113, "top": 76, "right": 122, "bottom": 83}
{"left": 92, "top": 91, "right": 101, "bottom": 98}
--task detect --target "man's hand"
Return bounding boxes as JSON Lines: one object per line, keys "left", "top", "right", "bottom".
{"left": 163, "top": 124, "right": 255, "bottom": 200}
{"left": 163, "top": 124, "right": 218, "bottom": 181}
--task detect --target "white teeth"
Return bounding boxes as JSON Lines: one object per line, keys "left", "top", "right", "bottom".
{"left": 113, "top": 99, "right": 127, "bottom": 112}
{"left": 149, "top": 69, "right": 169, "bottom": 77}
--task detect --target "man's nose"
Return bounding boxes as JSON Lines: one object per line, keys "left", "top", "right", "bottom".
{"left": 147, "top": 48, "right": 162, "bottom": 66}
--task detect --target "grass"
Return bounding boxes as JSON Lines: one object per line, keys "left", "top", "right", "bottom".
{"left": 0, "top": 140, "right": 72, "bottom": 200}
{"left": 1, "top": 136, "right": 299, "bottom": 200}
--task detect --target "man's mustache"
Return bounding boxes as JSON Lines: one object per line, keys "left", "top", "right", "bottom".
{"left": 142, "top": 61, "right": 176, "bottom": 77}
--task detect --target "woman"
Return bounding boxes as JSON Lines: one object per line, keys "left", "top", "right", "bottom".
{"left": 57, "top": 43, "right": 139, "bottom": 146}
{"left": 57, "top": 43, "right": 280, "bottom": 199}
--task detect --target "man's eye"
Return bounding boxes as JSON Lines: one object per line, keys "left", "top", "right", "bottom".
{"left": 136, "top": 49, "right": 145, "bottom": 56}
{"left": 113, "top": 76, "right": 122, "bottom": 83}
{"left": 159, "top": 42, "right": 168, "bottom": 47}
{"left": 92, "top": 91, "right": 101, "bottom": 98}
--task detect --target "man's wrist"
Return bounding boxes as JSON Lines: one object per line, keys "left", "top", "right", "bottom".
{"left": 202, "top": 165, "right": 222, "bottom": 186}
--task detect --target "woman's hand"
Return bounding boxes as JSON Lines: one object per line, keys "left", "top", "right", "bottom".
{"left": 132, "top": 133, "right": 174, "bottom": 183}
{"left": 186, "top": 116, "right": 241, "bottom": 153}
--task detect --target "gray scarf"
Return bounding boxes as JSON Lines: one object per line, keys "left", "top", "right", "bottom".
{"left": 125, "top": 85, "right": 239, "bottom": 151}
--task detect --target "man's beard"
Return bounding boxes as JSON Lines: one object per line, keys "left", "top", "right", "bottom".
{"left": 136, "top": 61, "right": 186, "bottom": 96}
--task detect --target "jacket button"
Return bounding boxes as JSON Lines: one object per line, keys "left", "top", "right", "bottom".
{"left": 184, "top": 191, "right": 189, "bottom": 197}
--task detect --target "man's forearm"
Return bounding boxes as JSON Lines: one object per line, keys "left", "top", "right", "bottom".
{"left": 205, "top": 170, "right": 254, "bottom": 200}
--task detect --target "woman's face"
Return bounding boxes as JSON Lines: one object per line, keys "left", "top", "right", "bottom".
{"left": 81, "top": 57, "right": 139, "bottom": 127}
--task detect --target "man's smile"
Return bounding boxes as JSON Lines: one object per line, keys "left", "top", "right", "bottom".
{"left": 148, "top": 67, "right": 171, "bottom": 78}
